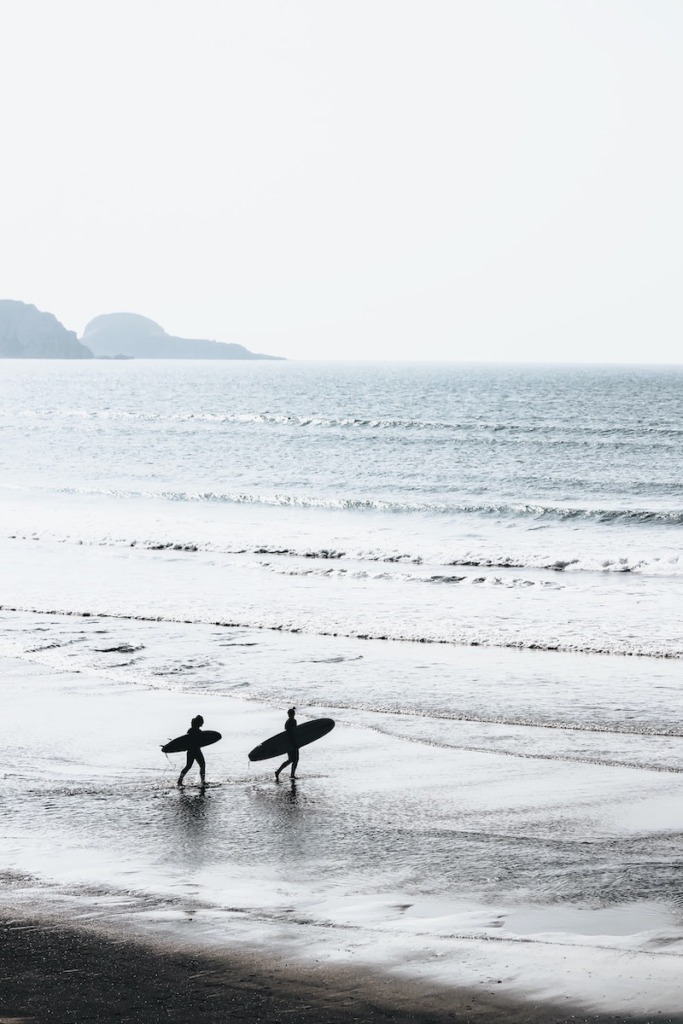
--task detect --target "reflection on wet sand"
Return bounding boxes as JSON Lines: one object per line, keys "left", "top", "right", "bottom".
{"left": 281, "top": 778, "right": 299, "bottom": 808}
{"left": 170, "top": 788, "right": 209, "bottom": 863}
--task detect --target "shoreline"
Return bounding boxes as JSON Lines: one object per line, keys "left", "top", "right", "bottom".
{"left": 2, "top": 626, "right": 683, "bottom": 1020}
{"left": 3, "top": 914, "right": 677, "bottom": 1024}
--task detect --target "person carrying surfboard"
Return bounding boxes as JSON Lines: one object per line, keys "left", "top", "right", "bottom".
{"left": 177, "top": 715, "right": 207, "bottom": 788}
{"left": 274, "top": 707, "right": 299, "bottom": 781}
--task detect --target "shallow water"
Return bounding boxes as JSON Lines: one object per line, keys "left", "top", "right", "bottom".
{"left": 2, "top": 615, "right": 683, "bottom": 1013}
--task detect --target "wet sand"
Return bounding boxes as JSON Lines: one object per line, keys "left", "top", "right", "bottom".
{"left": 2, "top": 642, "right": 683, "bottom": 1019}
{"left": 3, "top": 916, "right": 681, "bottom": 1024}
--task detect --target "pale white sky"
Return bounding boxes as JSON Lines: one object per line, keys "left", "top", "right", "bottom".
{"left": 2, "top": 0, "right": 682, "bottom": 361}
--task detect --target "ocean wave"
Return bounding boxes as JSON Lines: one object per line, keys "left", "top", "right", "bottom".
{"left": 262, "top": 564, "right": 561, "bottom": 589}
{"left": 48, "top": 485, "right": 683, "bottom": 526}
{"left": 7, "top": 528, "right": 676, "bottom": 577}
{"left": 5, "top": 529, "right": 678, "bottom": 576}
{"left": 2, "top": 602, "right": 682, "bottom": 661}
{"left": 5, "top": 406, "right": 683, "bottom": 439}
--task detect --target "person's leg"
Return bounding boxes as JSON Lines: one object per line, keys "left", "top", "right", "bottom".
{"left": 197, "top": 750, "right": 206, "bottom": 785}
{"left": 275, "top": 756, "right": 291, "bottom": 781}
{"left": 290, "top": 750, "right": 299, "bottom": 779}
{"left": 178, "top": 753, "right": 195, "bottom": 786}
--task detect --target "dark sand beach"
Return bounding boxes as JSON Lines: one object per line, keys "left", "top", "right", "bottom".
{"left": 2, "top": 917, "right": 682, "bottom": 1024}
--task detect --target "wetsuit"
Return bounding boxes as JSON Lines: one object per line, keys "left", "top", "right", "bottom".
{"left": 275, "top": 715, "right": 299, "bottom": 779}
{"left": 178, "top": 725, "right": 206, "bottom": 785}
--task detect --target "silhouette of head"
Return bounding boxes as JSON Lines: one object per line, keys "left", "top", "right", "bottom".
{"left": 192, "top": 715, "right": 204, "bottom": 728}
{"left": 287, "top": 707, "right": 296, "bottom": 718}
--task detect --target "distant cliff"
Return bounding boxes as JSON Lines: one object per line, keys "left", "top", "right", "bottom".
{"left": 82, "top": 313, "right": 283, "bottom": 360}
{"left": 0, "top": 300, "right": 93, "bottom": 358}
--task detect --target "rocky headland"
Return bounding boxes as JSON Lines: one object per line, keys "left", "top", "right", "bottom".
{"left": 0, "top": 300, "right": 92, "bottom": 358}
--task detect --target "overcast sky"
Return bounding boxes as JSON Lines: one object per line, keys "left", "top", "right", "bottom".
{"left": 2, "top": 0, "right": 682, "bottom": 361}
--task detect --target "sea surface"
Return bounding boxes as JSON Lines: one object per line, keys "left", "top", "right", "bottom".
{"left": 1, "top": 359, "right": 682, "bottom": 1014}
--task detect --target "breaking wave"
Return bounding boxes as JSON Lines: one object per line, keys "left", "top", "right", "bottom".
{"left": 5, "top": 529, "right": 675, "bottom": 576}
{"left": 50, "top": 485, "right": 683, "bottom": 527}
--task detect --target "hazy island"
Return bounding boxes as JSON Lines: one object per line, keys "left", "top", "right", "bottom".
{"left": 0, "top": 301, "right": 283, "bottom": 360}
{"left": 82, "top": 312, "right": 283, "bottom": 360}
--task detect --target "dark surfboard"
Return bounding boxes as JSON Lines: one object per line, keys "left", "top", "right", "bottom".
{"left": 161, "top": 730, "right": 222, "bottom": 754}
{"left": 248, "top": 718, "right": 335, "bottom": 762}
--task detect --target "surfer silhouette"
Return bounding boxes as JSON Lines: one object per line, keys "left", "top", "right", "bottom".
{"left": 177, "top": 715, "right": 206, "bottom": 788}
{"left": 275, "top": 707, "right": 299, "bottom": 781}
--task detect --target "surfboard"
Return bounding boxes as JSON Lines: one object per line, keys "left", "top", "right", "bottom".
{"left": 161, "top": 730, "right": 222, "bottom": 754}
{"left": 248, "top": 718, "right": 335, "bottom": 762}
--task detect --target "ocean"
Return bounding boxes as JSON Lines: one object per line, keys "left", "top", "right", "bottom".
{"left": 1, "top": 359, "right": 682, "bottom": 1015}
